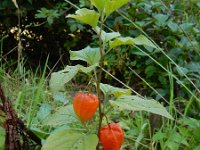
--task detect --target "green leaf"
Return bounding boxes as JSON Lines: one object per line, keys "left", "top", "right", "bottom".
{"left": 53, "top": 92, "right": 68, "bottom": 103}
{"left": 42, "top": 130, "right": 98, "bottom": 150}
{"left": 145, "top": 65, "right": 157, "bottom": 78}
{"left": 109, "top": 37, "right": 134, "bottom": 49}
{"left": 104, "top": 0, "right": 129, "bottom": 16}
{"left": 37, "top": 103, "right": 52, "bottom": 121}
{"left": 67, "top": 8, "right": 99, "bottom": 28}
{"left": 70, "top": 46, "right": 101, "bottom": 65}
{"left": 100, "top": 83, "right": 131, "bottom": 97}
{"left": 78, "top": 64, "right": 98, "bottom": 73}
{"left": 89, "top": 0, "right": 107, "bottom": 11}
{"left": 110, "top": 95, "right": 173, "bottom": 119}
{"left": 94, "top": 26, "right": 121, "bottom": 42}
{"left": 180, "top": 23, "right": 194, "bottom": 32}
{"left": 176, "top": 66, "right": 189, "bottom": 77}
{"left": 154, "top": 14, "right": 169, "bottom": 26}
{"left": 133, "top": 35, "right": 157, "bottom": 48}
{"left": 170, "top": 132, "right": 189, "bottom": 146}
{"left": 49, "top": 65, "right": 78, "bottom": 92}
{"left": 0, "top": 127, "right": 5, "bottom": 149}
{"left": 42, "top": 105, "right": 78, "bottom": 127}
{"left": 168, "top": 21, "right": 179, "bottom": 32}
{"left": 153, "top": 130, "right": 166, "bottom": 141}
{"left": 50, "top": 64, "right": 97, "bottom": 93}
{"left": 30, "top": 127, "right": 49, "bottom": 139}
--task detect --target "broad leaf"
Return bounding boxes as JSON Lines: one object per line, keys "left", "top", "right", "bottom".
{"left": 37, "top": 103, "right": 52, "bottom": 121}
{"left": 67, "top": 8, "right": 99, "bottom": 28}
{"left": 90, "top": 0, "right": 107, "bottom": 11}
{"left": 100, "top": 83, "right": 131, "bottom": 97}
{"left": 104, "top": 0, "right": 129, "bottom": 16}
{"left": 50, "top": 65, "right": 97, "bottom": 92}
{"left": 49, "top": 65, "right": 78, "bottom": 92}
{"left": 109, "top": 37, "right": 134, "bottom": 49}
{"left": 133, "top": 35, "right": 157, "bottom": 48}
{"left": 53, "top": 92, "right": 68, "bottom": 103}
{"left": 70, "top": 46, "right": 100, "bottom": 65}
{"left": 42, "top": 105, "right": 78, "bottom": 127}
{"left": 78, "top": 64, "right": 98, "bottom": 73}
{"left": 94, "top": 27, "right": 121, "bottom": 42}
{"left": 42, "top": 130, "right": 98, "bottom": 150}
{"left": 30, "top": 127, "right": 49, "bottom": 139}
{"left": 110, "top": 95, "right": 173, "bottom": 119}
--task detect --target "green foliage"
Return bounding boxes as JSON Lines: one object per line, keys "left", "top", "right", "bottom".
{"left": 1, "top": 0, "right": 200, "bottom": 149}
{"left": 67, "top": 8, "right": 99, "bottom": 28}
{"left": 47, "top": 1, "right": 173, "bottom": 149}
{"left": 35, "top": 8, "right": 60, "bottom": 25}
{"left": 0, "top": 127, "right": 5, "bottom": 149}
{"left": 49, "top": 64, "right": 97, "bottom": 93}
{"left": 110, "top": 95, "right": 173, "bottom": 119}
{"left": 100, "top": 83, "right": 132, "bottom": 97}
{"left": 109, "top": 37, "right": 134, "bottom": 49}
{"left": 94, "top": 27, "right": 121, "bottom": 43}
{"left": 35, "top": 3, "right": 68, "bottom": 26}
{"left": 42, "top": 105, "right": 78, "bottom": 127}
{"left": 70, "top": 46, "right": 100, "bottom": 65}
{"left": 42, "top": 130, "right": 98, "bottom": 150}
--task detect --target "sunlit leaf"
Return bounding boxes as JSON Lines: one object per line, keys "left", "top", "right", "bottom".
{"left": 42, "top": 105, "right": 78, "bottom": 127}
{"left": 42, "top": 130, "right": 98, "bottom": 150}
{"left": 133, "top": 35, "right": 157, "bottom": 48}
{"left": 110, "top": 95, "right": 173, "bottom": 119}
{"left": 70, "top": 46, "right": 100, "bottom": 65}
{"left": 94, "top": 26, "right": 121, "bottom": 42}
{"left": 109, "top": 37, "right": 134, "bottom": 49}
{"left": 67, "top": 8, "right": 99, "bottom": 28}
{"left": 104, "top": 0, "right": 129, "bottom": 16}
{"left": 89, "top": 0, "right": 107, "bottom": 11}
{"left": 100, "top": 83, "right": 131, "bottom": 97}
{"left": 78, "top": 64, "right": 97, "bottom": 73}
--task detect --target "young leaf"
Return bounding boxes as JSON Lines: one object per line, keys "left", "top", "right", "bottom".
{"left": 133, "top": 35, "right": 157, "bottom": 48}
{"left": 100, "top": 83, "right": 131, "bottom": 97}
{"left": 42, "top": 130, "right": 98, "bottom": 150}
{"left": 70, "top": 46, "right": 100, "bottom": 65}
{"left": 104, "top": 0, "right": 129, "bottom": 16}
{"left": 110, "top": 95, "right": 173, "bottom": 120}
{"left": 78, "top": 64, "right": 98, "bottom": 73}
{"left": 42, "top": 105, "right": 78, "bottom": 127}
{"left": 94, "top": 26, "right": 121, "bottom": 42}
{"left": 66, "top": 8, "right": 99, "bottom": 28}
{"left": 89, "top": 0, "right": 107, "bottom": 11}
{"left": 109, "top": 37, "right": 134, "bottom": 49}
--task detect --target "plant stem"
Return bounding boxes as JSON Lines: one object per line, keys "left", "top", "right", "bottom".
{"left": 96, "top": 13, "right": 105, "bottom": 150}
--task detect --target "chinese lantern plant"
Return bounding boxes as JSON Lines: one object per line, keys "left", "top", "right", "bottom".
{"left": 100, "top": 123, "right": 124, "bottom": 150}
{"left": 73, "top": 92, "right": 99, "bottom": 124}
{"left": 42, "top": 0, "right": 173, "bottom": 150}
